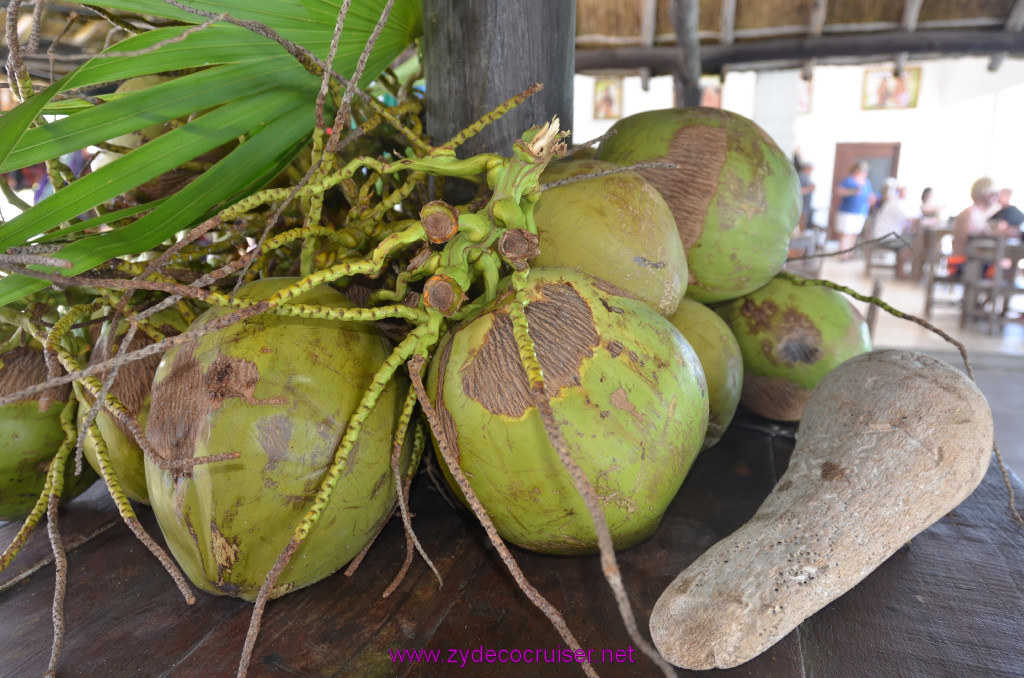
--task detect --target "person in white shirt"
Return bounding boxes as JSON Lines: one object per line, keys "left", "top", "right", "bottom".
{"left": 871, "top": 182, "right": 919, "bottom": 277}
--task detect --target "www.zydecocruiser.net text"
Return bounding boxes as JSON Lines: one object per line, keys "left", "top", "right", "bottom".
{"left": 388, "top": 645, "right": 638, "bottom": 667}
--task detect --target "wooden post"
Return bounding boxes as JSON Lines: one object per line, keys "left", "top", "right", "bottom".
{"left": 672, "top": 0, "right": 703, "bottom": 107}
{"left": 421, "top": 0, "right": 575, "bottom": 158}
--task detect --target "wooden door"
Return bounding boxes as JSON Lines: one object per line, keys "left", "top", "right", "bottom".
{"left": 828, "top": 142, "right": 901, "bottom": 240}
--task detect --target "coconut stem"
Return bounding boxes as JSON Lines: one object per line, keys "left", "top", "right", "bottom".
{"left": 407, "top": 353, "right": 599, "bottom": 678}
{"left": 74, "top": 320, "right": 140, "bottom": 476}
{"left": 261, "top": 220, "right": 427, "bottom": 307}
{"left": 506, "top": 290, "right": 676, "bottom": 678}
{"left": 383, "top": 383, "right": 442, "bottom": 597}
{"left": 539, "top": 160, "right": 678, "bottom": 191}
{"left": 86, "top": 423, "right": 196, "bottom": 605}
{"left": 43, "top": 397, "right": 76, "bottom": 677}
{"left": 45, "top": 487, "right": 67, "bottom": 678}
{"left": 250, "top": 299, "right": 428, "bottom": 326}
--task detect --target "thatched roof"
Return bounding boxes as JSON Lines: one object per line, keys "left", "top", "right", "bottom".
{"left": 576, "top": 0, "right": 1024, "bottom": 74}
{"left": 6, "top": 1, "right": 1024, "bottom": 83}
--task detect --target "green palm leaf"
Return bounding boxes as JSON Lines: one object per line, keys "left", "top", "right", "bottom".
{"left": 0, "top": 0, "right": 423, "bottom": 305}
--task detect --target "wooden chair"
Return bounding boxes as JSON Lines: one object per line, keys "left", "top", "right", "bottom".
{"left": 922, "top": 223, "right": 959, "bottom": 319}
{"left": 960, "top": 236, "right": 1024, "bottom": 333}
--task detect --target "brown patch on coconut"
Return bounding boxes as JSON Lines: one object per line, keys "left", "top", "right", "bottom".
{"left": 590, "top": 275, "right": 638, "bottom": 300}
{"left": 610, "top": 387, "right": 645, "bottom": 425}
{"left": 740, "top": 298, "right": 777, "bottom": 334}
{"left": 641, "top": 125, "right": 728, "bottom": 250}
{"left": 148, "top": 343, "right": 207, "bottom": 466}
{"left": 148, "top": 343, "right": 265, "bottom": 468}
{"left": 461, "top": 282, "right": 599, "bottom": 417}
{"left": 773, "top": 309, "right": 824, "bottom": 367}
{"left": 741, "top": 372, "right": 808, "bottom": 422}
{"left": 0, "top": 346, "right": 70, "bottom": 408}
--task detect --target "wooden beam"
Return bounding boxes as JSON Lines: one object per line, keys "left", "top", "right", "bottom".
{"left": 579, "top": 17, "right": 1006, "bottom": 47}
{"left": 576, "top": 30, "right": 1024, "bottom": 74}
{"left": 901, "top": 0, "right": 924, "bottom": 31}
{"left": 809, "top": 0, "right": 828, "bottom": 35}
{"left": 720, "top": 0, "right": 736, "bottom": 44}
{"left": 639, "top": 0, "right": 657, "bottom": 89}
{"left": 801, "top": 1, "right": 828, "bottom": 97}
{"left": 672, "top": 0, "right": 702, "bottom": 106}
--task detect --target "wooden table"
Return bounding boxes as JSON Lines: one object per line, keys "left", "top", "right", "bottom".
{"left": 2, "top": 410, "right": 1023, "bottom": 677}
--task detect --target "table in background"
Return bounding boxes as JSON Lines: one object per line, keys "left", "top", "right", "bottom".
{"left": 2, "top": 411, "right": 1023, "bottom": 677}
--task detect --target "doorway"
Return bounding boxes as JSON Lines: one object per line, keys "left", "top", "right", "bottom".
{"left": 829, "top": 142, "right": 901, "bottom": 240}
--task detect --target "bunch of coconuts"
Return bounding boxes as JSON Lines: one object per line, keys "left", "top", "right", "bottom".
{"left": 533, "top": 107, "right": 870, "bottom": 433}
{"left": 422, "top": 107, "right": 872, "bottom": 560}
{"left": 0, "top": 108, "right": 871, "bottom": 619}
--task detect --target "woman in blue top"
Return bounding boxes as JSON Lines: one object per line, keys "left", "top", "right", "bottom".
{"left": 835, "top": 161, "right": 876, "bottom": 257}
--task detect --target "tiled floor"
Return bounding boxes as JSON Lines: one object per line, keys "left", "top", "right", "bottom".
{"left": 817, "top": 255, "right": 1024, "bottom": 482}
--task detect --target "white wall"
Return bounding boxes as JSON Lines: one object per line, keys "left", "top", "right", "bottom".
{"left": 752, "top": 70, "right": 801, "bottom": 158}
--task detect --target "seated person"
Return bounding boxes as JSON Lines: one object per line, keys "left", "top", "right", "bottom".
{"left": 918, "top": 187, "right": 942, "bottom": 227}
{"left": 990, "top": 188, "right": 1023, "bottom": 238}
{"left": 949, "top": 177, "right": 999, "bottom": 276}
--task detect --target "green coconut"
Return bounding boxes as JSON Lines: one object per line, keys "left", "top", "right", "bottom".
{"left": 0, "top": 345, "right": 97, "bottom": 521}
{"left": 532, "top": 158, "right": 688, "bottom": 315}
{"left": 73, "top": 308, "right": 188, "bottom": 505}
{"left": 666, "top": 297, "right": 743, "bottom": 450}
{"left": 144, "top": 278, "right": 410, "bottom": 600}
{"left": 714, "top": 275, "right": 872, "bottom": 422}
{"left": 596, "top": 107, "right": 800, "bottom": 304}
{"left": 426, "top": 267, "right": 708, "bottom": 555}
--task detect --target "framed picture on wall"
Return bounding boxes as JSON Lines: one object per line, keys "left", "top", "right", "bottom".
{"left": 862, "top": 66, "right": 921, "bottom": 110}
{"left": 594, "top": 77, "right": 623, "bottom": 119}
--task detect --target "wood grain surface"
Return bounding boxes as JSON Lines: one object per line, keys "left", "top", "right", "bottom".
{"left": 1, "top": 410, "right": 1021, "bottom": 677}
